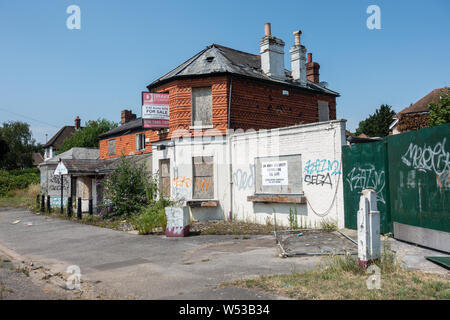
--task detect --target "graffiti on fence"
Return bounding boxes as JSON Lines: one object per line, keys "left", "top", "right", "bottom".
{"left": 401, "top": 138, "right": 450, "bottom": 175}
{"left": 233, "top": 164, "right": 254, "bottom": 191}
{"left": 346, "top": 164, "right": 386, "bottom": 204}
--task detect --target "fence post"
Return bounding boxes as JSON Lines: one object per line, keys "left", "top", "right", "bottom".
{"left": 36, "top": 194, "right": 40, "bottom": 209}
{"left": 357, "top": 189, "right": 380, "bottom": 268}
{"left": 40, "top": 195, "right": 45, "bottom": 213}
{"left": 77, "top": 197, "right": 82, "bottom": 220}
{"left": 46, "top": 195, "right": 51, "bottom": 213}
{"left": 88, "top": 199, "right": 93, "bottom": 215}
{"left": 67, "top": 196, "right": 72, "bottom": 217}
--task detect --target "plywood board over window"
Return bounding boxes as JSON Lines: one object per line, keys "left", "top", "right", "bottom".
{"left": 318, "top": 100, "right": 330, "bottom": 122}
{"left": 193, "top": 156, "right": 214, "bottom": 199}
{"left": 159, "top": 159, "right": 170, "bottom": 198}
{"left": 108, "top": 139, "right": 116, "bottom": 155}
{"left": 191, "top": 87, "right": 212, "bottom": 126}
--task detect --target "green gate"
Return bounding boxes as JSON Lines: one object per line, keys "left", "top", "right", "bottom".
{"left": 387, "top": 123, "right": 450, "bottom": 233}
{"left": 342, "top": 140, "right": 392, "bottom": 233}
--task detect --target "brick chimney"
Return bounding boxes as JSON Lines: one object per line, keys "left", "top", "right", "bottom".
{"left": 290, "top": 30, "right": 307, "bottom": 84}
{"left": 74, "top": 116, "right": 81, "bottom": 129}
{"left": 306, "top": 53, "right": 320, "bottom": 83}
{"left": 121, "top": 110, "right": 136, "bottom": 124}
{"left": 260, "top": 23, "right": 286, "bottom": 80}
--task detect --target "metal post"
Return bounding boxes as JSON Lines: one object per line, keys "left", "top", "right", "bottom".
{"left": 67, "top": 197, "right": 72, "bottom": 217}
{"left": 357, "top": 189, "right": 380, "bottom": 268}
{"left": 60, "top": 175, "right": 64, "bottom": 214}
{"left": 77, "top": 197, "right": 82, "bottom": 219}
{"left": 88, "top": 199, "right": 93, "bottom": 215}
{"left": 46, "top": 195, "right": 51, "bottom": 213}
{"left": 40, "top": 195, "right": 45, "bottom": 212}
{"left": 36, "top": 194, "right": 40, "bottom": 208}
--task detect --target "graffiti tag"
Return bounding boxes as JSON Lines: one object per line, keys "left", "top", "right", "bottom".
{"left": 401, "top": 138, "right": 450, "bottom": 175}
{"left": 304, "top": 173, "right": 333, "bottom": 188}
{"left": 346, "top": 165, "right": 386, "bottom": 204}
{"left": 304, "top": 159, "right": 341, "bottom": 176}
{"left": 233, "top": 164, "right": 254, "bottom": 190}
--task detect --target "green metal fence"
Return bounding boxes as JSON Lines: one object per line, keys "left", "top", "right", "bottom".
{"left": 342, "top": 123, "right": 450, "bottom": 235}
{"left": 342, "top": 140, "right": 391, "bottom": 233}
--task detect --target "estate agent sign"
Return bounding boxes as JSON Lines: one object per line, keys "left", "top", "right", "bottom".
{"left": 142, "top": 92, "right": 169, "bottom": 129}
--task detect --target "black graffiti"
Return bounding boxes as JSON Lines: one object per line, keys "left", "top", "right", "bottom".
{"left": 304, "top": 173, "right": 332, "bottom": 188}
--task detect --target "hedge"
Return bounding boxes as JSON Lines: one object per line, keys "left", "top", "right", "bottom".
{"left": 0, "top": 169, "right": 40, "bottom": 196}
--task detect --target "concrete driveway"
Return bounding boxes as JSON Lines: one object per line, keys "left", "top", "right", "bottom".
{"left": 0, "top": 208, "right": 321, "bottom": 299}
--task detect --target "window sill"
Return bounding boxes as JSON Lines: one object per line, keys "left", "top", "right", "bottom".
{"left": 186, "top": 200, "right": 219, "bottom": 208}
{"left": 247, "top": 195, "right": 306, "bottom": 204}
{"left": 190, "top": 125, "right": 214, "bottom": 130}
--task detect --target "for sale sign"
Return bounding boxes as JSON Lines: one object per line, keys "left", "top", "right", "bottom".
{"left": 142, "top": 92, "right": 169, "bottom": 129}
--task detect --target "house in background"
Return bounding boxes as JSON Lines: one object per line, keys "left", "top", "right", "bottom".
{"left": 43, "top": 116, "right": 82, "bottom": 160}
{"left": 390, "top": 87, "right": 449, "bottom": 134}
{"left": 32, "top": 152, "right": 44, "bottom": 168}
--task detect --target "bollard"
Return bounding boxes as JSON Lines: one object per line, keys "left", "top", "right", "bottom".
{"left": 77, "top": 197, "right": 82, "bottom": 220}
{"left": 36, "top": 194, "right": 40, "bottom": 208}
{"left": 357, "top": 189, "right": 380, "bottom": 268}
{"left": 88, "top": 199, "right": 93, "bottom": 215}
{"left": 46, "top": 195, "right": 51, "bottom": 213}
{"left": 40, "top": 195, "right": 45, "bottom": 212}
{"left": 67, "top": 197, "right": 72, "bottom": 217}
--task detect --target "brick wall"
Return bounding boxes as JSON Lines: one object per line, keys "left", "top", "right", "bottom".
{"left": 150, "top": 75, "right": 336, "bottom": 137}
{"left": 99, "top": 129, "right": 158, "bottom": 160}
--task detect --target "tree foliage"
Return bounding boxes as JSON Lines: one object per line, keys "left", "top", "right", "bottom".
{"left": 59, "top": 118, "right": 118, "bottom": 153}
{"left": 355, "top": 104, "right": 396, "bottom": 137}
{"left": 429, "top": 91, "right": 450, "bottom": 127}
{"left": 0, "top": 121, "right": 36, "bottom": 169}
{"left": 101, "top": 156, "right": 155, "bottom": 219}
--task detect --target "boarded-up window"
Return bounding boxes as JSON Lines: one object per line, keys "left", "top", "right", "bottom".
{"left": 159, "top": 159, "right": 170, "bottom": 198}
{"left": 191, "top": 87, "right": 212, "bottom": 126}
{"left": 318, "top": 101, "right": 329, "bottom": 122}
{"left": 136, "top": 133, "right": 145, "bottom": 151}
{"left": 193, "top": 156, "right": 214, "bottom": 199}
{"left": 255, "top": 154, "right": 302, "bottom": 194}
{"left": 108, "top": 139, "right": 116, "bottom": 155}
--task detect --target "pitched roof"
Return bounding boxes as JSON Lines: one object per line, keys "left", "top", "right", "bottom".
{"left": 32, "top": 153, "right": 44, "bottom": 166}
{"left": 399, "top": 87, "right": 449, "bottom": 115}
{"left": 43, "top": 126, "right": 77, "bottom": 149}
{"left": 147, "top": 43, "right": 339, "bottom": 96}
{"left": 98, "top": 118, "right": 144, "bottom": 139}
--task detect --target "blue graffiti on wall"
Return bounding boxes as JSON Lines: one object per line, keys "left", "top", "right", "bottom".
{"left": 304, "top": 159, "right": 341, "bottom": 176}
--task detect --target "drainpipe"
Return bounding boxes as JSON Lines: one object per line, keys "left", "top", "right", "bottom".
{"left": 227, "top": 77, "right": 233, "bottom": 221}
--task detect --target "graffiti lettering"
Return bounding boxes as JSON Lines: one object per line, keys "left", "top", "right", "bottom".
{"left": 304, "top": 159, "right": 341, "bottom": 176}
{"left": 173, "top": 176, "right": 192, "bottom": 188}
{"left": 346, "top": 165, "right": 385, "bottom": 204}
{"left": 233, "top": 164, "right": 254, "bottom": 190}
{"left": 194, "top": 177, "right": 212, "bottom": 192}
{"left": 401, "top": 138, "right": 450, "bottom": 175}
{"left": 304, "top": 173, "right": 332, "bottom": 188}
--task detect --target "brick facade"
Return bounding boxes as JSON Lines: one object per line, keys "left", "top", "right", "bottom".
{"left": 99, "top": 129, "right": 158, "bottom": 160}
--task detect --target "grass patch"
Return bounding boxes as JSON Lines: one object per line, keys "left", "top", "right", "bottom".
{"left": 222, "top": 246, "right": 450, "bottom": 300}
{"left": 0, "top": 183, "right": 40, "bottom": 209}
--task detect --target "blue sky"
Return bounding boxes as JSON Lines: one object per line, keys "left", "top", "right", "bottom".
{"left": 0, "top": 0, "right": 449, "bottom": 143}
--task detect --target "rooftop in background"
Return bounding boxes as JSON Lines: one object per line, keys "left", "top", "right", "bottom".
{"left": 399, "top": 87, "right": 449, "bottom": 115}
{"left": 146, "top": 43, "right": 339, "bottom": 97}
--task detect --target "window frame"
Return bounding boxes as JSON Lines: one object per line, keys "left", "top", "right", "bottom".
{"left": 191, "top": 86, "right": 213, "bottom": 128}
{"left": 136, "top": 132, "right": 146, "bottom": 151}
{"left": 108, "top": 139, "right": 116, "bottom": 156}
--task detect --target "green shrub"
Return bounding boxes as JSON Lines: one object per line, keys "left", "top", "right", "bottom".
{"left": 0, "top": 169, "right": 40, "bottom": 196}
{"left": 132, "top": 198, "right": 174, "bottom": 235}
{"left": 101, "top": 156, "right": 156, "bottom": 219}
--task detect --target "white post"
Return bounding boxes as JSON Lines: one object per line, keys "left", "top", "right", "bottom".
{"left": 165, "top": 206, "right": 190, "bottom": 237}
{"left": 357, "top": 189, "right": 380, "bottom": 268}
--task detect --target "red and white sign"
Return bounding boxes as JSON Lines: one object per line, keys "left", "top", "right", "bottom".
{"left": 142, "top": 92, "right": 169, "bottom": 129}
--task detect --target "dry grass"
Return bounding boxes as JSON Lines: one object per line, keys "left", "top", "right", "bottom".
{"left": 222, "top": 247, "right": 450, "bottom": 300}
{"left": 0, "top": 183, "right": 40, "bottom": 209}
{"left": 191, "top": 220, "right": 284, "bottom": 235}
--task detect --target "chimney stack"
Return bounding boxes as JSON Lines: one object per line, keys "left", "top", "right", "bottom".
{"left": 306, "top": 53, "right": 320, "bottom": 83}
{"left": 74, "top": 116, "right": 81, "bottom": 129}
{"left": 121, "top": 110, "right": 136, "bottom": 124}
{"left": 290, "top": 30, "right": 307, "bottom": 84}
{"left": 260, "top": 23, "right": 285, "bottom": 80}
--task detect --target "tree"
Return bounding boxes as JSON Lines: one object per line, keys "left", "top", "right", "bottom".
{"left": 59, "top": 118, "right": 118, "bottom": 153}
{"left": 0, "top": 121, "right": 36, "bottom": 169}
{"left": 429, "top": 91, "right": 450, "bottom": 127}
{"left": 355, "top": 104, "right": 396, "bottom": 137}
